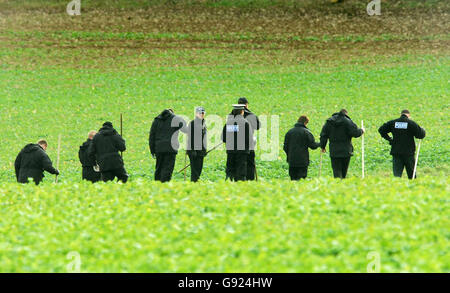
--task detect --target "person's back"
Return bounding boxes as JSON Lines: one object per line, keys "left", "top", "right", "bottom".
{"left": 378, "top": 110, "right": 425, "bottom": 179}
{"left": 379, "top": 112, "right": 426, "bottom": 156}
{"left": 284, "top": 116, "right": 320, "bottom": 180}
{"left": 79, "top": 131, "right": 101, "bottom": 183}
{"left": 88, "top": 122, "right": 127, "bottom": 182}
{"left": 15, "top": 141, "right": 58, "bottom": 185}
{"left": 149, "top": 109, "right": 187, "bottom": 182}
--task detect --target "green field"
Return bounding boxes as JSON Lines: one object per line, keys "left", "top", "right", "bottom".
{"left": 0, "top": 0, "right": 449, "bottom": 272}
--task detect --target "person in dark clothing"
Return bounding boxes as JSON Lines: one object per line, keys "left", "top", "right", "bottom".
{"left": 15, "top": 139, "right": 59, "bottom": 185}
{"left": 378, "top": 109, "right": 426, "bottom": 179}
{"left": 78, "top": 130, "right": 101, "bottom": 183}
{"left": 320, "top": 109, "right": 365, "bottom": 178}
{"left": 222, "top": 104, "right": 253, "bottom": 181}
{"left": 88, "top": 122, "right": 128, "bottom": 183}
{"left": 284, "top": 115, "right": 321, "bottom": 180}
{"left": 238, "top": 97, "right": 260, "bottom": 181}
{"left": 149, "top": 109, "right": 187, "bottom": 182}
{"left": 186, "top": 107, "right": 207, "bottom": 182}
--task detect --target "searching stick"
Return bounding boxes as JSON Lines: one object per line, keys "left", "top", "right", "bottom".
{"left": 319, "top": 151, "right": 323, "bottom": 177}
{"left": 412, "top": 140, "right": 422, "bottom": 179}
{"left": 120, "top": 113, "right": 123, "bottom": 158}
{"left": 55, "top": 134, "right": 61, "bottom": 183}
{"left": 361, "top": 120, "right": 365, "bottom": 179}
{"left": 177, "top": 142, "right": 224, "bottom": 174}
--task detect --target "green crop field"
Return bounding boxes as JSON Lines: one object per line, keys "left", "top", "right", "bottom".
{"left": 0, "top": 0, "right": 449, "bottom": 272}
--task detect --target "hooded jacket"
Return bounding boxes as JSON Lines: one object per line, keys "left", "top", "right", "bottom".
{"left": 284, "top": 123, "right": 321, "bottom": 167}
{"left": 186, "top": 117, "right": 207, "bottom": 156}
{"left": 149, "top": 109, "right": 187, "bottom": 154}
{"left": 378, "top": 114, "right": 426, "bottom": 156}
{"left": 88, "top": 124, "right": 126, "bottom": 172}
{"left": 14, "top": 143, "right": 58, "bottom": 184}
{"left": 79, "top": 139, "right": 95, "bottom": 167}
{"left": 222, "top": 114, "right": 253, "bottom": 154}
{"left": 320, "top": 112, "right": 363, "bottom": 158}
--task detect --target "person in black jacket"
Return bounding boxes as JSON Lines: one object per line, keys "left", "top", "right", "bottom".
{"left": 149, "top": 109, "right": 187, "bottom": 182}
{"left": 88, "top": 122, "right": 128, "bottom": 183}
{"left": 320, "top": 109, "right": 365, "bottom": 178}
{"left": 378, "top": 110, "right": 426, "bottom": 179}
{"left": 222, "top": 104, "right": 253, "bottom": 181}
{"left": 238, "top": 97, "right": 260, "bottom": 180}
{"left": 78, "top": 130, "right": 101, "bottom": 183}
{"left": 284, "top": 115, "right": 321, "bottom": 180}
{"left": 15, "top": 139, "right": 59, "bottom": 185}
{"left": 186, "top": 107, "right": 207, "bottom": 182}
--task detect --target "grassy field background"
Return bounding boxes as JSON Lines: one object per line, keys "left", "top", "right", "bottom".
{"left": 0, "top": 0, "right": 448, "bottom": 272}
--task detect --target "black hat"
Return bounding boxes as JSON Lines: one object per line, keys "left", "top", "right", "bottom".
{"left": 238, "top": 97, "right": 248, "bottom": 104}
{"left": 103, "top": 122, "right": 113, "bottom": 127}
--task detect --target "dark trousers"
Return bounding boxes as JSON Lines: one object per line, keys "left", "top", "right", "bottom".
{"left": 393, "top": 155, "right": 416, "bottom": 179}
{"left": 246, "top": 151, "right": 256, "bottom": 181}
{"left": 188, "top": 154, "right": 204, "bottom": 182}
{"left": 155, "top": 153, "right": 176, "bottom": 182}
{"left": 101, "top": 166, "right": 128, "bottom": 183}
{"left": 331, "top": 157, "right": 351, "bottom": 179}
{"left": 289, "top": 166, "right": 308, "bottom": 180}
{"left": 226, "top": 152, "right": 248, "bottom": 181}
{"left": 82, "top": 166, "right": 101, "bottom": 183}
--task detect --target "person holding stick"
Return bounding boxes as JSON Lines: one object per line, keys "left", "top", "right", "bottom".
{"left": 283, "top": 115, "right": 321, "bottom": 180}
{"left": 88, "top": 122, "right": 128, "bottom": 183}
{"left": 186, "top": 106, "right": 207, "bottom": 182}
{"left": 320, "top": 109, "right": 365, "bottom": 179}
{"left": 378, "top": 109, "right": 426, "bottom": 179}
{"left": 14, "top": 139, "right": 59, "bottom": 185}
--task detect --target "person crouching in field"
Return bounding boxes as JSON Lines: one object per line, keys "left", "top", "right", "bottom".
{"left": 283, "top": 115, "right": 321, "bottom": 180}
{"left": 88, "top": 122, "right": 128, "bottom": 183}
{"left": 187, "top": 107, "right": 207, "bottom": 182}
{"left": 149, "top": 109, "right": 188, "bottom": 182}
{"left": 222, "top": 104, "right": 253, "bottom": 181}
{"left": 14, "top": 139, "right": 59, "bottom": 185}
{"left": 78, "top": 130, "right": 101, "bottom": 183}
{"left": 320, "top": 109, "right": 365, "bottom": 179}
{"left": 378, "top": 110, "right": 426, "bottom": 179}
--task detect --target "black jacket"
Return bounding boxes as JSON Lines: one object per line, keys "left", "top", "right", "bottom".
{"left": 378, "top": 114, "right": 426, "bottom": 156}
{"left": 243, "top": 108, "right": 260, "bottom": 131}
{"left": 284, "top": 123, "right": 321, "bottom": 167}
{"left": 320, "top": 112, "right": 363, "bottom": 158}
{"left": 79, "top": 139, "right": 95, "bottom": 167}
{"left": 88, "top": 125, "right": 126, "bottom": 172}
{"left": 149, "top": 109, "right": 187, "bottom": 154}
{"left": 15, "top": 144, "right": 58, "bottom": 184}
{"left": 186, "top": 117, "right": 207, "bottom": 156}
{"left": 222, "top": 114, "right": 253, "bottom": 154}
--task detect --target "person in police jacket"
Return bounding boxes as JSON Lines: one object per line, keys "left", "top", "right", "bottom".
{"left": 378, "top": 109, "right": 426, "bottom": 179}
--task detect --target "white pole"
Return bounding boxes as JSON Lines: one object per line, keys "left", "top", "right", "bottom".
{"left": 412, "top": 140, "right": 422, "bottom": 179}
{"left": 55, "top": 134, "right": 61, "bottom": 183}
{"left": 361, "top": 120, "right": 365, "bottom": 179}
{"left": 319, "top": 152, "right": 323, "bottom": 177}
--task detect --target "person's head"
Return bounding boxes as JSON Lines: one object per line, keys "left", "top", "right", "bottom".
{"left": 103, "top": 121, "right": 113, "bottom": 128}
{"left": 88, "top": 130, "right": 97, "bottom": 140}
{"left": 401, "top": 109, "right": 411, "bottom": 118}
{"left": 37, "top": 139, "right": 48, "bottom": 151}
{"left": 298, "top": 115, "right": 309, "bottom": 126}
{"left": 238, "top": 97, "right": 249, "bottom": 109}
{"left": 339, "top": 109, "right": 348, "bottom": 116}
{"left": 195, "top": 106, "right": 206, "bottom": 119}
